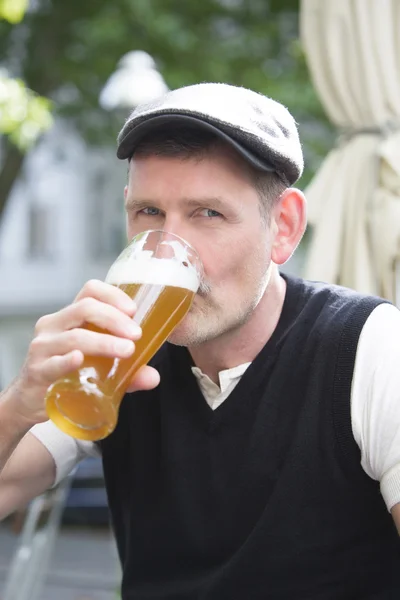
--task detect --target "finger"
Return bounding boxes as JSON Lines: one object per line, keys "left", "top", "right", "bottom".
{"left": 75, "top": 280, "right": 136, "bottom": 315}
{"left": 35, "top": 298, "right": 141, "bottom": 338}
{"left": 126, "top": 365, "right": 160, "bottom": 393}
{"left": 40, "top": 350, "right": 85, "bottom": 384}
{"left": 35, "top": 329, "right": 137, "bottom": 360}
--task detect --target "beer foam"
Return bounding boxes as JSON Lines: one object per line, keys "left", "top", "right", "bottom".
{"left": 105, "top": 256, "right": 199, "bottom": 292}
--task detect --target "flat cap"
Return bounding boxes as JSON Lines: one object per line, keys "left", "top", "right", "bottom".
{"left": 117, "top": 82, "right": 304, "bottom": 186}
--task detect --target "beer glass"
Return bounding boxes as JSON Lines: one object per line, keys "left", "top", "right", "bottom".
{"left": 45, "top": 230, "right": 202, "bottom": 441}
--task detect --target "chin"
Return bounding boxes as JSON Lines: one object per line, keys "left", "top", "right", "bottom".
{"left": 167, "top": 311, "right": 209, "bottom": 347}
{"left": 167, "top": 320, "right": 193, "bottom": 347}
{"left": 167, "top": 298, "right": 219, "bottom": 347}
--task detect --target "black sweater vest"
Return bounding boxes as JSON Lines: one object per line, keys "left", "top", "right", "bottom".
{"left": 99, "top": 274, "right": 400, "bottom": 599}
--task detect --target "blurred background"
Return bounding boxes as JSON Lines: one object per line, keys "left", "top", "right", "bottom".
{"left": 1, "top": 0, "right": 399, "bottom": 598}
{"left": 0, "top": 0, "right": 332, "bottom": 389}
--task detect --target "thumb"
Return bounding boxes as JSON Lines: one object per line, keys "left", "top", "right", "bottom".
{"left": 126, "top": 365, "right": 160, "bottom": 393}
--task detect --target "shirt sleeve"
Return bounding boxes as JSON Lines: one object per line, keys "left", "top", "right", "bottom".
{"left": 29, "top": 420, "right": 101, "bottom": 486}
{"left": 351, "top": 302, "right": 400, "bottom": 511}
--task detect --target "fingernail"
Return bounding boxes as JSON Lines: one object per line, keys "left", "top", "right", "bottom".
{"left": 121, "top": 298, "right": 136, "bottom": 313}
{"left": 115, "top": 339, "right": 134, "bottom": 355}
{"left": 127, "top": 323, "right": 142, "bottom": 338}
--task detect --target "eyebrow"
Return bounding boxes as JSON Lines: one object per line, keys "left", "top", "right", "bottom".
{"left": 125, "top": 196, "right": 231, "bottom": 213}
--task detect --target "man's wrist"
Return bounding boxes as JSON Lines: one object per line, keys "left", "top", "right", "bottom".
{"left": 0, "top": 382, "right": 44, "bottom": 435}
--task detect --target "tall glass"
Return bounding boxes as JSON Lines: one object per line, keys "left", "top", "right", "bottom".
{"left": 45, "top": 230, "right": 202, "bottom": 441}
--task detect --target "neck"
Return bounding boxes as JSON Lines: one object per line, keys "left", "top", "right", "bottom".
{"left": 188, "top": 267, "right": 287, "bottom": 384}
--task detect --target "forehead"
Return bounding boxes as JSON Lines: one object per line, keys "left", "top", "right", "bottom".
{"left": 127, "top": 144, "right": 257, "bottom": 201}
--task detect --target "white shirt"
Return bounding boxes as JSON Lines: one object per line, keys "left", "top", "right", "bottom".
{"left": 30, "top": 303, "right": 400, "bottom": 512}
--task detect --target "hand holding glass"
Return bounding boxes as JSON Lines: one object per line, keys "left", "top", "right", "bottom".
{"left": 45, "top": 230, "right": 201, "bottom": 441}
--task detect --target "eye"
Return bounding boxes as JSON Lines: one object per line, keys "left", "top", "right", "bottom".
{"left": 139, "top": 207, "right": 160, "bottom": 216}
{"left": 199, "top": 208, "right": 223, "bottom": 218}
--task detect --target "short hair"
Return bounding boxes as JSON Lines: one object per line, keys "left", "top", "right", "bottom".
{"left": 130, "top": 125, "right": 286, "bottom": 222}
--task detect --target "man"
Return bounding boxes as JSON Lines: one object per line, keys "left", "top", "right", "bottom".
{"left": 0, "top": 83, "right": 399, "bottom": 599}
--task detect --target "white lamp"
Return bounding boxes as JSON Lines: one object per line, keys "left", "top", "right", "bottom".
{"left": 99, "top": 50, "right": 169, "bottom": 111}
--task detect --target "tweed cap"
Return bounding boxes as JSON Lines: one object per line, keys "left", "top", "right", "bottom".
{"left": 117, "top": 82, "right": 303, "bottom": 186}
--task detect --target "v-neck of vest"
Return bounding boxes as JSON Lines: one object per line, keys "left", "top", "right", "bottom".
{"left": 165, "top": 272, "right": 305, "bottom": 431}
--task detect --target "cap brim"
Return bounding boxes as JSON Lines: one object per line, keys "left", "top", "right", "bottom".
{"left": 116, "top": 114, "right": 275, "bottom": 173}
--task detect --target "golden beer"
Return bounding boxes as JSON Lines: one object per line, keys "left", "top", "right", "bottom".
{"left": 45, "top": 231, "right": 201, "bottom": 441}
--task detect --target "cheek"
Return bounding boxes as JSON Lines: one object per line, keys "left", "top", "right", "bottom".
{"left": 126, "top": 216, "right": 134, "bottom": 241}
{"left": 199, "top": 246, "right": 233, "bottom": 286}
{"left": 196, "top": 226, "right": 270, "bottom": 289}
{"left": 201, "top": 242, "right": 253, "bottom": 290}
{"left": 126, "top": 217, "right": 141, "bottom": 241}
{"left": 231, "top": 238, "right": 271, "bottom": 287}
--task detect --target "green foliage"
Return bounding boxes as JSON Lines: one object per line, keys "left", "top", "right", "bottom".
{"left": 0, "top": 0, "right": 332, "bottom": 183}
{"left": 0, "top": 0, "right": 28, "bottom": 24}
{"left": 0, "top": 72, "right": 53, "bottom": 149}
{"left": 0, "top": 0, "right": 53, "bottom": 150}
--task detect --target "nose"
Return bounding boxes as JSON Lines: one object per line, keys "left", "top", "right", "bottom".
{"left": 161, "top": 218, "right": 203, "bottom": 273}
{"left": 162, "top": 217, "right": 191, "bottom": 246}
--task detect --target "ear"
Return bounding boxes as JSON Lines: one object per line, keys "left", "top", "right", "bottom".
{"left": 124, "top": 185, "right": 128, "bottom": 200}
{"left": 270, "top": 188, "right": 307, "bottom": 265}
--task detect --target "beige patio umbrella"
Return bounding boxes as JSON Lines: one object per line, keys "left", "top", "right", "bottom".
{"left": 300, "top": 0, "right": 400, "bottom": 303}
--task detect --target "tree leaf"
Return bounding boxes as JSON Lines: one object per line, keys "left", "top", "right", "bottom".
{"left": 0, "top": 0, "right": 29, "bottom": 24}
{"left": 0, "top": 73, "right": 53, "bottom": 150}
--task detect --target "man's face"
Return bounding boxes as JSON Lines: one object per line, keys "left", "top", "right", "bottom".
{"left": 124, "top": 145, "right": 274, "bottom": 347}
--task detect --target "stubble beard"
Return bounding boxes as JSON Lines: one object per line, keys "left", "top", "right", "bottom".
{"left": 167, "top": 292, "right": 255, "bottom": 348}
{"left": 168, "top": 259, "right": 271, "bottom": 348}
